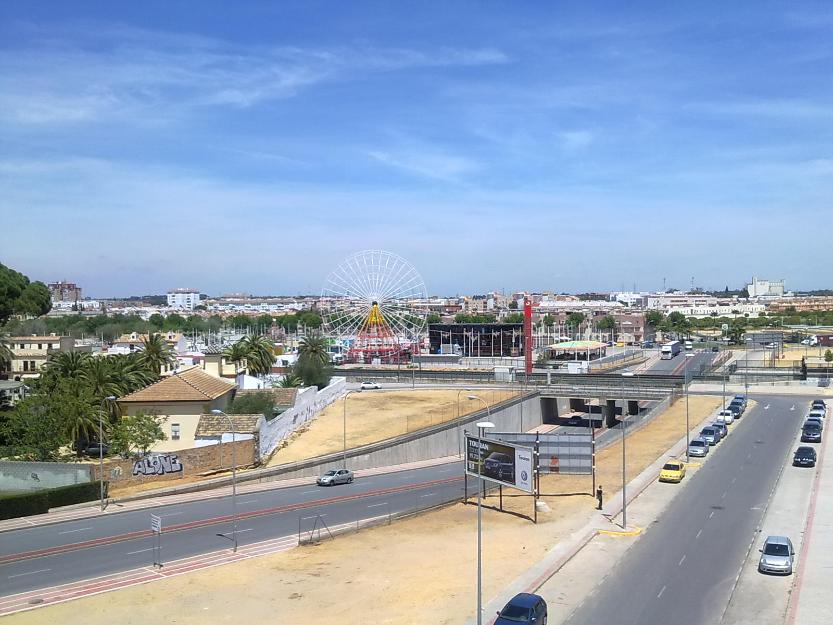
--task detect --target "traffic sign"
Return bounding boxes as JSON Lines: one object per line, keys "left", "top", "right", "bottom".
{"left": 150, "top": 514, "right": 162, "bottom": 533}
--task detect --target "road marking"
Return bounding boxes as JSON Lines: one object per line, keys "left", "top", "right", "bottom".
{"left": 657, "top": 585, "right": 666, "bottom": 599}
{"left": 678, "top": 554, "right": 686, "bottom": 566}
{"left": 239, "top": 499, "right": 259, "bottom": 505}
{"left": 420, "top": 492, "right": 437, "bottom": 498}
{"left": 126, "top": 548, "right": 155, "bottom": 555}
{"left": 301, "top": 490, "right": 319, "bottom": 495}
{"left": 764, "top": 404, "right": 770, "bottom": 410}
{"left": 367, "top": 503, "right": 387, "bottom": 509}
{"left": 722, "top": 491, "right": 727, "bottom": 499}
{"left": 709, "top": 511, "right": 715, "bottom": 519}
{"left": 7, "top": 568, "right": 51, "bottom": 579}
{"left": 696, "top": 529, "right": 703, "bottom": 539}
{"left": 58, "top": 527, "right": 93, "bottom": 535}
{"left": 791, "top": 405, "right": 795, "bottom": 411}
{"left": 731, "top": 477, "right": 737, "bottom": 484}
{"left": 159, "top": 512, "right": 183, "bottom": 518}
{"left": 438, "top": 467, "right": 455, "bottom": 473}
{"left": 236, "top": 528, "right": 255, "bottom": 534}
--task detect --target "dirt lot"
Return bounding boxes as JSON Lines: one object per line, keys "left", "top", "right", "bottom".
{"left": 268, "top": 389, "right": 519, "bottom": 466}
{"left": 8, "top": 395, "right": 722, "bottom": 625}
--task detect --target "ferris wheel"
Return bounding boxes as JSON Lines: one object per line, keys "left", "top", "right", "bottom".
{"left": 321, "top": 250, "right": 428, "bottom": 363}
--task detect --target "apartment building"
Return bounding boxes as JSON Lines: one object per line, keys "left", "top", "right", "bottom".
{"left": 7, "top": 334, "right": 80, "bottom": 378}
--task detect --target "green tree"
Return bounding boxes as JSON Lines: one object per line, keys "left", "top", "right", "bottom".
{"left": 504, "top": 312, "right": 525, "bottom": 324}
{"left": 508, "top": 300, "right": 519, "bottom": 310}
{"left": 597, "top": 315, "right": 616, "bottom": 339}
{"left": 0, "top": 395, "right": 68, "bottom": 460}
{"left": 566, "top": 312, "right": 586, "bottom": 336}
{"left": 47, "top": 350, "right": 92, "bottom": 379}
{"left": 222, "top": 342, "right": 249, "bottom": 375}
{"left": 426, "top": 313, "right": 441, "bottom": 325}
{"left": 279, "top": 373, "right": 302, "bottom": 388}
{"left": 0, "top": 262, "right": 52, "bottom": 324}
{"left": 298, "top": 332, "right": 331, "bottom": 366}
{"left": 0, "top": 336, "right": 10, "bottom": 374}
{"left": 148, "top": 313, "right": 165, "bottom": 329}
{"left": 293, "top": 356, "right": 331, "bottom": 388}
{"left": 240, "top": 335, "right": 275, "bottom": 376}
{"left": 139, "top": 334, "right": 175, "bottom": 375}
{"left": 229, "top": 391, "right": 279, "bottom": 419}
{"left": 110, "top": 412, "right": 167, "bottom": 458}
{"left": 645, "top": 311, "right": 664, "bottom": 327}
{"left": 542, "top": 314, "right": 555, "bottom": 329}
{"left": 825, "top": 349, "right": 833, "bottom": 380}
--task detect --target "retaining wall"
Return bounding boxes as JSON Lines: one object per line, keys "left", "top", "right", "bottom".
{"left": 0, "top": 461, "right": 91, "bottom": 492}
{"left": 259, "top": 377, "right": 346, "bottom": 458}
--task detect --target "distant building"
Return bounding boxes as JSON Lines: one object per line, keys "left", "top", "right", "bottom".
{"left": 747, "top": 277, "right": 785, "bottom": 298}
{"left": 48, "top": 281, "right": 82, "bottom": 303}
{"left": 7, "top": 334, "right": 84, "bottom": 379}
{"left": 429, "top": 323, "right": 524, "bottom": 357}
{"left": 167, "top": 288, "right": 201, "bottom": 310}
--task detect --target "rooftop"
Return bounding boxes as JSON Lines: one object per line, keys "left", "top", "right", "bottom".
{"left": 119, "top": 367, "right": 236, "bottom": 403}
{"left": 236, "top": 387, "right": 297, "bottom": 407}
{"left": 195, "top": 413, "right": 262, "bottom": 437}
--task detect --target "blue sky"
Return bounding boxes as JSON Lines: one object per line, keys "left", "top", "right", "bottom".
{"left": 1, "top": 1, "right": 832, "bottom": 297}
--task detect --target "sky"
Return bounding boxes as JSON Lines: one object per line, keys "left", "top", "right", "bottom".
{"left": 1, "top": 1, "right": 832, "bottom": 297}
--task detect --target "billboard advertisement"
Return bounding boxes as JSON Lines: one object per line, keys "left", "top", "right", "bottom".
{"left": 465, "top": 435, "right": 534, "bottom": 493}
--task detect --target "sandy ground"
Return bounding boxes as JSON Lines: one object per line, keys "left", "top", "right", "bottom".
{"left": 268, "top": 389, "right": 519, "bottom": 466}
{"left": 7, "top": 395, "right": 722, "bottom": 625}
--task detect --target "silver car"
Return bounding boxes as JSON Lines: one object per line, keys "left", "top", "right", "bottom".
{"left": 758, "top": 536, "right": 795, "bottom": 575}
{"left": 688, "top": 438, "right": 709, "bottom": 458}
{"left": 711, "top": 422, "right": 728, "bottom": 440}
{"left": 316, "top": 468, "right": 354, "bottom": 486}
{"left": 700, "top": 427, "right": 719, "bottom": 446}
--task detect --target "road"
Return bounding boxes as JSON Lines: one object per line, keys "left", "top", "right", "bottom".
{"left": 643, "top": 348, "right": 714, "bottom": 375}
{"left": 0, "top": 462, "right": 473, "bottom": 596}
{"left": 568, "top": 395, "right": 806, "bottom": 625}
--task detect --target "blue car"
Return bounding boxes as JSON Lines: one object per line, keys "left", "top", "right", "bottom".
{"left": 495, "top": 593, "right": 547, "bottom": 625}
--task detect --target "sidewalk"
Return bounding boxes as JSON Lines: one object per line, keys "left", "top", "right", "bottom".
{"left": 0, "top": 455, "right": 460, "bottom": 533}
{"left": 786, "top": 407, "right": 832, "bottom": 625}
{"left": 690, "top": 381, "right": 833, "bottom": 397}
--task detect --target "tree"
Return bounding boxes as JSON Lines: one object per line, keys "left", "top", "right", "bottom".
{"left": 542, "top": 314, "right": 555, "bottom": 329}
{"left": 298, "top": 332, "right": 331, "bottom": 366}
{"left": 597, "top": 315, "right": 616, "bottom": 339}
{"left": 0, "top": 262, "right": 52, "bottom": 324}
{"left": 293, "top": 356, "right": 331, "bottom": 388}
{"left": 566, "top": 312, "right": 586, "bottom": 337}
{"left": 139, "top": 334, "right": 175, "bottom": 375}
{"left": 0, "top": 336, "right": 13, "bottom": 374}
{"left": 279, "top": 374, "right": 302, "bottom": 388}
{"left": 426, "top": 313, "right": 441, "bottom": 325}
{"left": 645, "top": 311, "right": 664, "bottom": 327}
{"left": 825, "top": 349, "right": 833, "bottom": 380}
{"left": 504, "top": 312, "right": 525, "bottom": 324}
{"left": 508, "top": 300, "right": 519, "bottom": 310}
{"left": 239, "top": 335, "right": 275, "bottom": 376}
{"left": 110, "top": 412, "right": 167, "bottom": 458}
{"left": 229, "top": 391, "right": 279, "bottom": 419}
{"left": 222, "top": 342, "right": 249, "bottom": 375}
{"left": 148, "top": 314, "right": 165, "bottom": 329}
{"left": 47, "top": 351, "right": 92, "bottom": 379}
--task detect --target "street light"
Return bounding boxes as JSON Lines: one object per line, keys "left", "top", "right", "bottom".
{"left": 468, "top": 394, "right": 492, "bottom": 625}
{"left": 343, "top": 389, "right": 358, "bottom": 468}
{"left": 684, "top": 354, "right": 695, "bottom": 463}
{"left": 621, "top": 372, "right": 634, "bottom": 529}
{"left": 99, "top": 395, "right": 117, "bottom": 511}
{"left": 211, "top": 409, "right": 238, "bottom": 552}
{"left": 455, "top": 388, "right": 473, "bottom": 458}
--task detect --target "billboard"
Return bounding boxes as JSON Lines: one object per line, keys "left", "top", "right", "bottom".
{"left": 465, "top": 435, "right": 534, "bottom": 493}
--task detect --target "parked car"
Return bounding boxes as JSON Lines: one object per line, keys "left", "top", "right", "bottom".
{"left": 483, "top": 452, "right": 515, "bottom": 482}
{"left": 659, "top": 459, "right": 686, "bottom": 483}
{"left": 495, "top": 593, "right": 548, "bottom": 625}
{"left": 793, "top": 446, "right": 817, "bottom": 467}
{"left": 83, "top": 442, "right": 110, "bottom": 456}
{"left": 801, "top": 423, "right": 822, "bottom": 443}
{"left": 805, "top": 416, "right": 824, "bottom": 431}
{"left": 758, "top": 536, "right": 795, "bottom": 575}
{"left": 360, "top": 381, "right": 381, "bottom": 390}
{"left": 711, "top": 345, "right": 720, "bottom": 352}
{"left": 711, "top": 422, "right": 728, "bottom": 440}
{"left": 811, "top": 399, "right": 826, "bottom": 413}
{"left": 726, "top": 403, "right": 743, "bottom": 417}
{"left": 700, "top": 427, "right": 719, "bottom": 446}
{"left": 808, "top": 408, "right": 826, "bottom": 421}
{"left": 688, "top": 438, "right": 709, "bottom": 457}
{"left": 733, "top": 395, "right": 748, "bottom": 409}
{"left": 316, "top": 468, "right": 354, "bottom": 486}
{"left": 716, "top": 409, "right": 735, "bottom": 425}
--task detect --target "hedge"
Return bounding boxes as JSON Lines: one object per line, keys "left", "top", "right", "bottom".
{"left": 0, "top": 481, "right": 107, "bottom": 520}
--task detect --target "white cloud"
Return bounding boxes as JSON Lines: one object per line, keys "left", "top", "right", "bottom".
{"left": 368, "top": 148, "right": 480, "bottom": 182}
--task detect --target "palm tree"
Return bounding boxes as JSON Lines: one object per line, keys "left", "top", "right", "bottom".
{"left": 0, "top": 336, "right": 11, "bottom": 374}
{"left": 298, "top": 332, "right": 331, "bottom": 365}
{"left": 240, "top": 335, "right": 275, "bottom": 376}
{"left": 109, "top": 353, "right": 158, "bottom": 392}
{"left": 139, "top": 334, "right": 175, "bottom": 376}
{"left": 278, "top": 373, "right": 302, "bottom": 388}
{"left": 48, "top": 351, "right": 92, "bottom": 378}
{"left": 81, "top": 357, "right": 122, "bottom": 402}
{"left": 222, "top": 342, "right": 249, "bottom": 375}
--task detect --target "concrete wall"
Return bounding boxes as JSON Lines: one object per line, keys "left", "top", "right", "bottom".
{"left": 90, "top": 439, "right": 256, "bottom": 489}
{"left": 0, "top": 461, "right": 91, "bottom": 492}
{"left": 259, "top": 377, "right": 346, "bottom": 458}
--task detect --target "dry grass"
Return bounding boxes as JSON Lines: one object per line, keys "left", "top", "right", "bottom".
{"left": 8, "top": 395, "right": 725, "bottom": 625}
{"left": 268, "top": 389, "right": 519, "bottom": 466}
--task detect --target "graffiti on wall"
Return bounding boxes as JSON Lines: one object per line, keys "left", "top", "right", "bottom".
{"left": 133, "top": 454, "right": 183, "bottom": 477}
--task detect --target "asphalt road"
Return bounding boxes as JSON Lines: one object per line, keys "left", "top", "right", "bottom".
{"left": 0, "top": 462, "right": 473, "bottom": 596}
{"left": 568, "top": 395, "right": 807, "bottom": 625}
{"left": 644, "top": 349, "right": 714, "bottom": 375}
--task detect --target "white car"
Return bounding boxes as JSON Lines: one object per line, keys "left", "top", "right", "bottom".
{"left": 716, "top": 409, "right": 735, "bottom": 425}
{"left": 360, "top": 381, "right": 381, "bottom": 390}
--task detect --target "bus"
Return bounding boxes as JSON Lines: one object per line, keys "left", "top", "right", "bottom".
{"left": 661, "top": 340, "right": 681, "bottom": 360}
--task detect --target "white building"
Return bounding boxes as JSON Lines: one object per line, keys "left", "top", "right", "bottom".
{"left": 167, "top": 288, "right": 201, "bottom": 310}
{"left": 747, "top": 277, "right": 785, "bottom": 298}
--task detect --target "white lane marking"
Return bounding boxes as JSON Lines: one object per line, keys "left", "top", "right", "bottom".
{"left": 159, "top": 511, "right": 183, "bottom": 518}
{"left": 301, "top": 490, "right": 319, "bottom": 495}
{"left": 367, "top": 503, "right": 387, "bottom": 509}
{"left": 420, "top": 492, "right": 437, "bottom": 498}
{"left": 239, "top": 499, "right": 259, "bottom": 505}
{"left": 58, "top": 526, "right": 93, "bottom": 535}
{"left": 8, "top": 567, "right": 51, "bottom": 579}
{"left": 764, "top": 404, "right": 770, "bottom": 410}
{"left": 678, "top": 554, "right": 686, "bottom": 566}
{"left": 696, "top": 529, "right": 703, "bottom": 539}
{"left": 657, "top": 585, "right": 667, "bottom": 599}
{"left": 731, "top": 477, "right": 737, "bottom": 484}
{"left": 790, "top": 405, "right": 795, "bottom": 411}
{"left": 126, "top": 547, "right": 155, "bottom": 555}
{"left": 236, "top": 528, "right": 255, "bottom": 533}
{"left": 709, "top": 511, "right": 715, "bottom": 519}
{"left": 722, "top": 491, "right": 727, "bottom": 499}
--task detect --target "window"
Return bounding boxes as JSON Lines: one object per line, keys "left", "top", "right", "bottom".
{"left": 38, "top": 343, "right": 42, "bottom": 349}
{"left": 171, "top": 423, "right": 181, "bottom": 440}
{"left": 23, "top": 361, "right": 28, "bottom": 372}
{"left": 29, "top": 361, "right": 36, "bottom": 372}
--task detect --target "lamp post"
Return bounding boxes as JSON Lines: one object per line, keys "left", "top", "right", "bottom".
{"left": 343, "top": 389, "right": 358, "bottom": 468}
{"left": 99, "top": 395, "right": 117, "bottom": 511}
{"left": 455, "top": 388, "right": 473, "bottom": 457}
{"left": 210, "top": 409, "right": 238, "bottom": 552}
{"left": 684, "top": 354, "right": 694, "bottom": 463}
{"left": 621, "top": 372, "right": 634, "bottom": 529}
{"left": 469, "top": 393, "right": 493, "bottom": 625}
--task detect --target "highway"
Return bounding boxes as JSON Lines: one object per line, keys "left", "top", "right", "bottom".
{"left": 0, "top": 462, "right": 472, "bottom": 596}
{"left": 567, "top": 395, "right": 806, "bottom": 625}
{"left": 641, "top": 348, "right": 715, "bottom": 375}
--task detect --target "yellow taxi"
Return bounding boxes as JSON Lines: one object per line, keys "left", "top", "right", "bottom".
{"left": 658, "top": 459, "right": 686, "bottom": 483}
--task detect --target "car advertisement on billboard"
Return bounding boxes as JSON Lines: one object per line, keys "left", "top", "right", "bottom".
{"left": 465, "top": 435, "right": 534, "bottom": 493}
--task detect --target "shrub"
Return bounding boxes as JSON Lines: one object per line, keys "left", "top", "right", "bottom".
{"left": 0, "top": 490, "right": 50, "bottom": 520}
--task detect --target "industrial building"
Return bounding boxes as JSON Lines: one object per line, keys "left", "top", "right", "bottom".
{"left": 429, "top": 323, "right": 525, "bottom": 357}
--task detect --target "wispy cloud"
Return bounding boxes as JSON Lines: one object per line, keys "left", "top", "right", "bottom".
{"left": 0, "top": 23, "right": 508, "bottom": 125}
{"left": 367, "top": 148, "right": 480, "bottom": 182}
